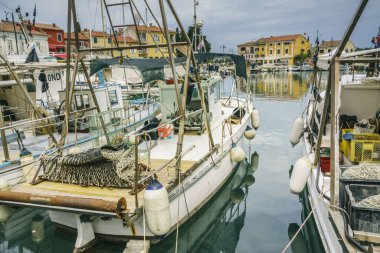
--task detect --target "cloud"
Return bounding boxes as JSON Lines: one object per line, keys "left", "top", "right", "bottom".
{"left": 2, "top": 0, "right": 378, "bottom": 52}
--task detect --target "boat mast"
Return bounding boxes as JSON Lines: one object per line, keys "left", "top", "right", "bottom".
{"left": 313, "top": 0, "right": 369, "bottom": 206}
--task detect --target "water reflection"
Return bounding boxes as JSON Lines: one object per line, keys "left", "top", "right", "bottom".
{"left": 240, "top": 72, "right": 313, "bottom": 100}
{"left": 150, "top": 156, "right": 258, "bottom": 253}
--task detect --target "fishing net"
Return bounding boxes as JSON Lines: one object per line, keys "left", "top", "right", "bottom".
{"left": 39, "top": 145, "right": 149, "bottom": 188}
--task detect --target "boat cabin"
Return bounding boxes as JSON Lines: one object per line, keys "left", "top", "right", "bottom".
{"left": 159, "top": 76, "right": 223, "bottom": 132}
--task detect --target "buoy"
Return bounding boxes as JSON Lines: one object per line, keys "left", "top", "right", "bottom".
{"left": 290, "top": 117, "right": 304, "bottom": 147}
{"left": 250, "top": 152, "right": 259, "bottom": 172}
{"left": 243, "top": 175, "right": 255, "bottom": 186}
{"left": 31, "top": 214, "right": 45, "bottom": 243}
{"left": 251, "top": 109, "right": 260, "bottom": 129}
{"left": 144, "top": 180, "right": 171, "bottom": 236}
{"left": 129, "top": 134, "right": 140, "bottom": 144}
{"left": 230, "top": 187, "right": 245, "bottom": 204}
{"left": 0, "top": 178, "right": 9, "bottom": 191}
{"left": 289, "top": 156, "right": 312, "bottom": 194}
{"left": 230, "top": 143, "right": 245, "bottom": 163}
{"left": 243, "top": 126, "right": 256, "bottom": 140}
{"left": 68, "top": 146, "right": 81, "bottom": 155}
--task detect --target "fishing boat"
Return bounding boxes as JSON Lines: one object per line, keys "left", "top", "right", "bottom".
{"left": 0, "top": 0, "right": 258, "bottom": 252}
{"left": 289, "top": 1, "right": 380, "bottom": 252}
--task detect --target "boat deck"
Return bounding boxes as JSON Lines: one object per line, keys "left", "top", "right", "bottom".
{"left": 12, "top": 158, "right": 196, "bottom": 213}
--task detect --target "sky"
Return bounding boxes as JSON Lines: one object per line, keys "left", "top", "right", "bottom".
{"left": 0, "top": 0, "right": 379, "bottom": 53}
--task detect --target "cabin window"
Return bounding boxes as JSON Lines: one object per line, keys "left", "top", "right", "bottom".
{"left": 75, "top": 94, "right": 90, "bottom": 110}
{"left": 108, "top": 90, "right": 118, "bottom": 106}
{"left": 7, "top": 40, "right": 13, "bottom": 52}
{"left": 93, "top": 37, "right": 98, "bottom": 44}
{"left": 57, "top": 33, "right": 62, "bottom": 42}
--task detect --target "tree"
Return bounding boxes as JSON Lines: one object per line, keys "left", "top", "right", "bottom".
{"left": 175, "top": 26, "right": 211, "bottom": 52}
{"left": 293, "top": 53, "right": 308, "bottom": 64}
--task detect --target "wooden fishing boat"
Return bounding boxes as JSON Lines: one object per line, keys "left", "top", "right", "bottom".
{"left": 289, "top": 1, "right": 380, "bottom": 252}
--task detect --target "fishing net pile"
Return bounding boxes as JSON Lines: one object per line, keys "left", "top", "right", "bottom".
{"left": 341, "top": 164, "right": 380, "bottom": 180}
{"left": 39, "top": 145, "right": 149, "bottom": 188}
{"left": 355, "top": 194, "right": 380, "bottom": 209}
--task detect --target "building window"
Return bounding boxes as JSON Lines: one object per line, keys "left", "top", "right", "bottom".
{"left": 139, "top": 33, "right": 147, "bottom": 43}
{"left": 7, "top": 40, "right": 13, "bottom": 52}
{"left": 269, "top": 49, "right": 273, "bottom": 55}
{"left": 57, "top": 33, "right": 62, "bottom": 42}
{"left": 301, "top": 41, "right": 305, "bottom": 44}
{"left": 328, "top": 49, "right": 331, "bottom": 53}
{"left": 301, "top": 49, "right": 304, "bottom": 54}
{"left": 241, "top": 47, "right": 246, "bottom": 52}
{"left": 108, "top": 90, "right": 118, "bottom": 106}
{"left": 269, "top": 43, "right": 272, "bottom": 46}
{"left": 108, "top": 37, "right": 111, "bottom": 44}
{"left": 130, "top": 49, "right": 135, "bottom": 53}
{"left": 277, "top": 49, "right": 281, "bottom": 55}
{"left": 285, "top": 48, "right": 289, "bottom": 54}
{"left": 284, "top": 42, "right": 290, "bottom": 45}
{"left": 93, "top": 37, "right": 98, "bottom": 44}
{"left": 319, "top": 49, "right": 324, "bottom": 54}
{"left": 36, "top": 42, "right": 41, "bottom": 51}
{"left": 153, "top": 34, "right": 160, "bottom": 42}
{"left": 250, "top": 47, "right": 254, "bottom": 52}
{"left": 255, "top": 48, "right": 259, "bottom": 52}
{"left": 277, "top": 43, "right": 281, "bottom": 45}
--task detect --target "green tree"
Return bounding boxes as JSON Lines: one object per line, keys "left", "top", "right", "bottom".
{"left": 293, "top": 53, "right": 308, "bottom": 64}
{"left": 175, "top": 26, "right": 211, "bottom": 52}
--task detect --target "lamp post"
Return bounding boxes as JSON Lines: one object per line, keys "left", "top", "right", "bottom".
{"left": 5, "top": 11, "right": 19, "bottom": 54}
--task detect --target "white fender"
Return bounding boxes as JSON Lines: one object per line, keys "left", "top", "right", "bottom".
{"left": 290, "top": 117, "right": 304, "bottom": 147}
{"left": 230, "top": 187, "right": 245, "bottom": 204}
{"left": 144, "top": 180, "right": 171, "bottom": 236}
{"left": 244, "top": 126, "right": 256, "bottom": 140}
{"left": 129, "top": 134, "right": 139, "bottom": 144}
{"left": 230, "top": 144, "right": 245, "bottom": 163}
{"left": 251, "top": 109, "right": 260, "bottom": 129}
{"left": 289, "top": 156, "right": 312, "bottom": 194}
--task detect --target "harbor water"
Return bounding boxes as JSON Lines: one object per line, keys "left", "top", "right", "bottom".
{"left": 0, "top": 72, "right": 325, "bottom": 253}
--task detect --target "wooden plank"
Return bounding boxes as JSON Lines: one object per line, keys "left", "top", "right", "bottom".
{"left": 354, "top": 230, "right": 380, "bottom": 244}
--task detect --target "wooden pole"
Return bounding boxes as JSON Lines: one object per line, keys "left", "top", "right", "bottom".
{"left": 158, "top": 0, "right": 186, "bottom": 176}
{"left": 165, "top": 0, "right": 215, "bottom": 149}
{"left": 58, "top": 0, "right": 73, "bottom": 148}
{"left": 71, "top": 0, "right": 110, "bottom": 144}
{"left": 0, "top": 106, "right": 9, "bottom": 161}
{"left": 330, "top": 59, "right": 340, "bottom": 206}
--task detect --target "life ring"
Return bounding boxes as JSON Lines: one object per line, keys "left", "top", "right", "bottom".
{"left": 158, "top": 124, "right": 174, "bottom": 139}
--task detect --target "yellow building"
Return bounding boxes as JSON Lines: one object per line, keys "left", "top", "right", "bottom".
{"left": 124, "top": 25, "right": 176, "bottom": 59}
{"left": 318, "top": 39, "right": 356, "bottom": 54}
{"left": 112, "top": 36, "right": 139, "bottom": 58}
{"left": 83, "top": 30, "right": 112, "bottom": 48}
{"left": 237, "top": 34, "right": 311, "bottom": 66}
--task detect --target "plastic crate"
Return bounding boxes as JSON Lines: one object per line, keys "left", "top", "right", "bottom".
{"left": 345, "top": 184, "right": 380, "bottom": 234}
{"left": 341, "top": 129, "right": 380, "bottom": 162}
{"left": 339, "top": 166, "right": 380, "bottom": 208}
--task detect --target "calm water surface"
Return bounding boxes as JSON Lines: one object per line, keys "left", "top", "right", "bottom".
{"left": 0, "top": 72, "right": 325, "bottom": 253}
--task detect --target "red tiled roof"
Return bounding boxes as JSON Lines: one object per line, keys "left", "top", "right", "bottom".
{"left": 83, "top": 30, "right": 109, "bottom": 37}
{"left": 0, "top": 22, "right": 47, "bottom": 36}
{"left": 113, "top": 36, "right": 137, "bottom": 43}
{"left": 319, "top": 40, "right": 340, "bottom": 49}
{"left": 64, "top": 32, "right": 90, "bottom": 40}
{"left": 128, "top": 25, "right": 175, "bottom": 33}
{"left": 256, "top": 34, "right": 304, "bottom": 43}
{"left": 33, "top": 22, "right": 64, "bottom": 31}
